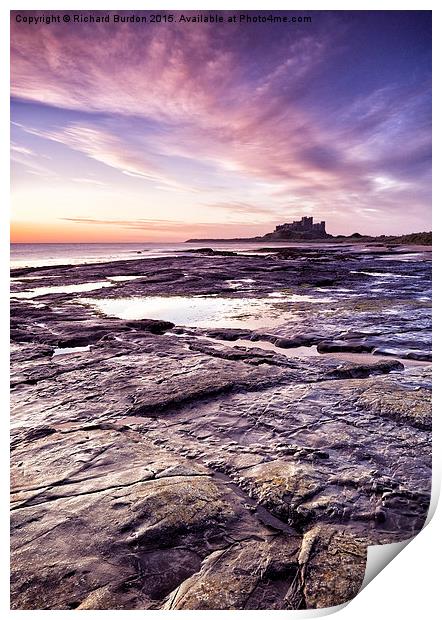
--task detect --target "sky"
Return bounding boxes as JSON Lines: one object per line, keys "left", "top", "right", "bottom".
{"left": 10, "top": 10, "right": 432, "bottom": 242}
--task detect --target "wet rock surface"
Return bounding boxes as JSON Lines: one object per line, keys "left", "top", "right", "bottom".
{"left": 10, "top": 244, "right": 431, "bottom": 609}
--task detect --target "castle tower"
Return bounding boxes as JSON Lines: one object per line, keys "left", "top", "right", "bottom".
{"left": 301, "top": 216, "right": 313, "bottom": 229}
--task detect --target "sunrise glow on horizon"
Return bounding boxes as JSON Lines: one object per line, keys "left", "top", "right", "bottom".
{"left": 11, "top": 10, "right": 431, "bottom": 243}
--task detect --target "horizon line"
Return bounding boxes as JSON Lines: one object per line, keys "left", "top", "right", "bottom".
{"left": 10, "top": 230, "right": 432, "bottom": 245}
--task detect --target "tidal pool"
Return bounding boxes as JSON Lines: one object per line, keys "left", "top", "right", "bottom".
{"left": 225, "top": 278, "right": 256, "bottom": 289}
{"left": 208, "top": 337, "right": 320, "bottom": 358}
{"left": 83, "top": 294, "right": 329, "bottom": 329}
{"left": 11, "top": 281, "right": 114, "bottom": 299}
{"left": 106, "top": 275, "right": 143, "bottom": 282}
{"left": 52, "top": 345, "right": 91, "bottom": 357}
{"left": 350, "top": 270, "right": 420, "bottom": 278}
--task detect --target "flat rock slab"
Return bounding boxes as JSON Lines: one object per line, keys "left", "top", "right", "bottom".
{"left": 10, "top": 246, "right": 431, "bottom": 609}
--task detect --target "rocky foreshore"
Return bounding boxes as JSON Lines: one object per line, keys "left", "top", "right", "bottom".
{"left": 10, "top": 243, "right": 432, "bottom": 609}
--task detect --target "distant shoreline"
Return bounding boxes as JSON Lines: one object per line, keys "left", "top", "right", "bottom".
{"left": 185, "top": 231, "right": 432, "bottom": 245}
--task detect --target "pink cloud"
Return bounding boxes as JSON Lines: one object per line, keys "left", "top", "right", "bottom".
{"left": 10, "top": 12, "right": 431, "bottom": 235}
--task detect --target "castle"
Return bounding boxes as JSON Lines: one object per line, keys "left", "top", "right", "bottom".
{"left": 263, "top": 216, "right": 328, "bottom": 240}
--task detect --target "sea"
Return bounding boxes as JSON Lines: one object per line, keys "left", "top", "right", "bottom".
{"left": 10, "top": 241, "right": 338, "bottom": 270}
{"left": 10, "top": 241, "right": 431, "bottom": 270}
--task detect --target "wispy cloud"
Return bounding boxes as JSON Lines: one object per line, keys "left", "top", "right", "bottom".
{"left": 59, "top": 216, "right": 269, "bottom": 237}
{"left": 18, "top": 122, "right": 203, "bottom": 193}
{"left": 11, "top": 143, "right": 34, "bottom": 156}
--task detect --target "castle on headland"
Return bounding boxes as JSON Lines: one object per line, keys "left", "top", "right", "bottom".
{"left": 185, "top": 215, "right": 333, "bottom": 243}
{"left": 263, "top": 216, "right": 328, "bottom": 240}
